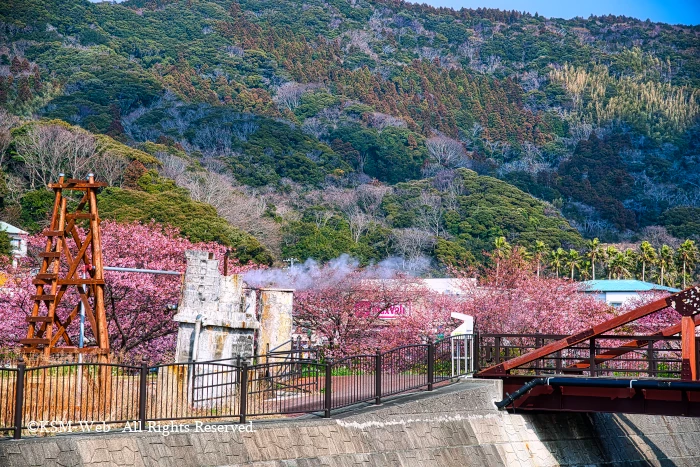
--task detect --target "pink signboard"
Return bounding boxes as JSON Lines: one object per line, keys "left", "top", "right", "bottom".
{"left": 355, "top": 301, "right": 409, "bottom": 319}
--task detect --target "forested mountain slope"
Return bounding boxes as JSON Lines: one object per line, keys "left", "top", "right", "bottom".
{"left": 0, "top": 0, "right": 698, "bottom": 274}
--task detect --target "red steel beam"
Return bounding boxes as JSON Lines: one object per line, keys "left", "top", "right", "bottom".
{"left": 566, "top": 314, "right": 700, "bottom": 370}
{"left": 496, "top": 376, "right": 700, "bottom": 416}
{"left": 682, "top": 316, "right": 698, "bottom": 381}
{"left": 478, "top": 286, "right": 700, "bottom": 376}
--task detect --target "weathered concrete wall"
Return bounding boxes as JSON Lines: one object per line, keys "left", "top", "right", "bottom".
{"left": 257, "top": 288, "right": 294, "bottom": 357}
{"left": 174, "top": 251, "right": 258, "bottom": 364}
{"left": 3, "top": 379, "right": 700, "bottom": 466}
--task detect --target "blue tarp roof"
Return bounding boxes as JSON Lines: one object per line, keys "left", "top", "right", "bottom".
{"left": 582, "top": 280, "right": 680, "bottom": 293}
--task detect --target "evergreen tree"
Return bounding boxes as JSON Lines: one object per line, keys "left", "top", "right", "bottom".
{"left": 639, "top": 241, "right": 657, "bottom": 282}
{"left": 603, "top": 246, "right": 619, "bottom": 280}
{"left": 0, "top": 230, "right": 10, "bottom": 257}
{"left": 549, "top": 247, "right": 566, "bottom": 278}
{"left": 676, "top": 240, "right": 698, "bottom": 289}
{"left": 533, "top": 240, "right": 546, "bottom": 278}
{"left": 16, "top": 77, "right": 32, "bottom": 105}
{"left": 564, "top": 249, "right": 581, "bottom": 280}
{"left": 585, "top": 238, "right": 601, "bottom": 280}
{"left": 658, "top": 245, "right": 674, "bottom": 287}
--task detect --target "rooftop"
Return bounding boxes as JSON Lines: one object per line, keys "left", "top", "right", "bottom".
{"left": 0, "top": 221, "right": 28, "bottom": 235}
{"left": 582, "top": 279, "right": 680, "bottom": 293}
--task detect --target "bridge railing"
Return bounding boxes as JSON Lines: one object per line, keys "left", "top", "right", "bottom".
{"left": 477, "top": 287, "right": 700, "bottom": 380}
{"left": 478, "top": 333, "right": 694, "bottom": 378}
{"left": 0, "top": 334, "right": 475, "bottom": 439}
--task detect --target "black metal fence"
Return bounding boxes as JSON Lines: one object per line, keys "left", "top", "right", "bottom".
{"left": 5, "top": 331, "right": 694, "bottom": 439}
{"left": 0, "top": 334, "right": 475, "bottom": 439}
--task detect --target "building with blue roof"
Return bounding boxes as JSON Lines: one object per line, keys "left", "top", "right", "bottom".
{"left": 1, "top": 221, "right": 28, "bottom": 257}
{"left": 582, "top": 280, "right": 680, "bottom": 307}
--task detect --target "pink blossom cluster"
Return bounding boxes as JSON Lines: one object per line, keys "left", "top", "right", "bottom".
{"left": 0, "top": 221, "right": 257, "bottom": 362}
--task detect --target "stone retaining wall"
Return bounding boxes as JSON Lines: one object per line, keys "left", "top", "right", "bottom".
{"left": 2, "top": 379, "right": 700, "bottom": 466}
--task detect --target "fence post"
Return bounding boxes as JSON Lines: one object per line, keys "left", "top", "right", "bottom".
{"left": 427, "top": 341, "right": 435, "bottom": 390}
{"left": 13, "top": 358, "right": 25, "bottom": 440}
{"left": 473, "top": 326, "right": 480, "bottom": 373}
{"left": 495, "top": 336, "right": 501, "bottom": 364}
{"left": 555, "top": 350, "right": 562, "bottom": 374}
{"left": 375, "top": 349, "right": 382, "bottom": 405}
{"left": 588, "top": 338, "right": 597, "bottom": 377}
{"left": 138, "top": 357, "right": 148, "bottom": 431}
{"left": 648, "top": 340, "right": 656, "bottom": 377}
{"left": 324, "top": 362, "right": 332, "bottom": 418}
{"left": 239, "top": 361, "right": 248, "bottom": 424}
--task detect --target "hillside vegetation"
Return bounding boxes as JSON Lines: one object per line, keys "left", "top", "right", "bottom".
{"left": 0, "top": 0, "right": 698, "bottom": 280}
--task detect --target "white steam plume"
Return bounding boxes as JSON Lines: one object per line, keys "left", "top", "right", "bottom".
{"left": 242, "top": 254, "right": 431, "bottom": 290}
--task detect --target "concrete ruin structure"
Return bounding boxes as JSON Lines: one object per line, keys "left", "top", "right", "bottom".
{"left": 257, "top": 288, "right": 294, "bottom": 359}
{"left": 173, "top": 251, "right": 259, "bottom": 364}
{"left": 171, "top": 251, "right": 295, "bottom": 407}
{"left": 173, "top": 250, "right": 294, "bottom": 364}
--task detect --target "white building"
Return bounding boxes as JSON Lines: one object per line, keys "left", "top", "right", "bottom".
{"left": 0, "top": 221, "right": 28, "bottom": 260}
{"left": 422, "top": 278, "right": 475, "bottom": 295}
{"left": 582, "top": 280, "right": 679, "bottom": 307}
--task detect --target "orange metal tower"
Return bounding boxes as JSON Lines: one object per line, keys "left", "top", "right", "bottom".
{"left": 21, "top": 174, "right": 110, "bottom": 361}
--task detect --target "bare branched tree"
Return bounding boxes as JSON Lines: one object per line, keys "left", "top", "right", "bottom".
{"left": 273, "top": 82, "right": 318, "bottom": 111}
{"left": 392, "top": 228, "right": 436, "bottom": 270}
{"left": 91, "top": 152, "right": 128, "bottom": 187}
{"left": 426, "top": 136, "right": 468, "bottom": 168}
{"left": 366, "top": 112, "right": 406, "bottom": 132}
{"left": 348, "top": 210, "right": 371, "bottom": 243}
{"left": 302, "top": 117, "right": 327, "bottom": 139}
{"left": 416, "top": 192, "right": 444, "bottom": 237}
{"left": 155, "top": 151, "right": 188, "bottom": 183}
{"left": 313, "top": 210, "right": 334, "bottom": 229}
{"left": 356, "top": 184, "right": 391, "bottom": 217}
{"left": 14, "top": 124, "right": 98, "bottom": 189}
{"left": 181, "top": 171, "right": 233, "bottom": 211}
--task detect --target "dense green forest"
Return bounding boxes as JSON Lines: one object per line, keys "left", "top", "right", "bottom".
{"left": 0, "top": 0, "right": 698, "bottom": 280}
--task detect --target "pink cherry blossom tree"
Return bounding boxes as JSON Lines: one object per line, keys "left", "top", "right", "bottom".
{"left": 0, "top": 220, "right": 257, "bottom": 362}
{"left": 293, "top": 271, "right": 421, "bottom": 357}
{"left": 618, "top": 291, "right": 678, "bottom": 334}
{"left": 454, "top": 251, "right": 614, "bottom": 335}
{"left": 0, "top": 256, "right": 34, "bottom": 357}
{"left": 377, "top": 290, "right": 463, "bottom": 349}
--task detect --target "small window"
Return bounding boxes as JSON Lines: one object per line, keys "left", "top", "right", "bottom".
{"left": 610, "top": 302, "right": 623, "bottom": 308}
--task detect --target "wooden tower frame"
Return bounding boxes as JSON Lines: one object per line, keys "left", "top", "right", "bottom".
{"left": 21, "top": 174, "right": 110, "bottom": 361}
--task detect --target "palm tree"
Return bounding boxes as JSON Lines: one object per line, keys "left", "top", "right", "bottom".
{"left": 493, "top": 236, "right": 511, "bottom": 279}
{"left": 585, "top": 238, "right": 601, "bottom": 280}
{"left": 564, "top": 249, "right": 582, "bottom": 280}
{"left": 512, "top": 245, "right": 531, "bottom": 260}
{"left": 676, "top": 240, "right": 698, "bottom": 289}
{"left": 579, "top": 260, "right": 592, "bottom": 280}
{"left": 609, "top": 250, "right": 634, "bottom": 279}
{"left": 549, "top": 248, "right": 566, "bottom": 278}
{"left": 625, "top": 249, "right": 638, "bottom": 279}
{"left": 603, "top": 246, "right": 619, "bottom": 280}
{"left": 532, "top": 240, "right": 547, "bottom": 278}
{"left": 658, "top": 245, "right": 674, "bottom": 286}
{"left": 638, "top": 241, "right": 657, "bottom": 282}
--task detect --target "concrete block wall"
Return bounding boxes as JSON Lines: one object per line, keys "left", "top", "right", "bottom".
{"left": 3, "top": 379, "right": 700, "bottom": 466}
{"left": 173, "top": 251, "right": 259, "bottom": 364}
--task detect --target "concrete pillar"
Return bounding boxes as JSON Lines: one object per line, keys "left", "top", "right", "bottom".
{"left": 257, "top": 288, "right": 294, "bottom": 360}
